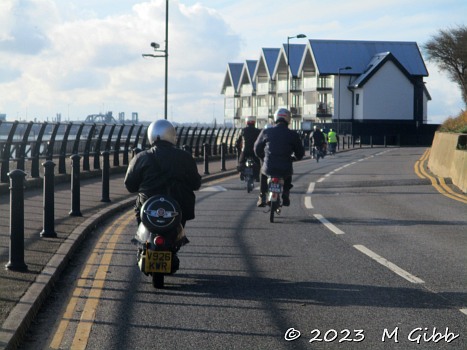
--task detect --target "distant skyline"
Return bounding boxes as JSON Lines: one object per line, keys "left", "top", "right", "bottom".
{"left": 0, "top": 0, "right": 465, "bottom": 124}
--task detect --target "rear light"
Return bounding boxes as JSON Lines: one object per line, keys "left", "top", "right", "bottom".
{"left": 154, "top": 236, "right": 165, "bottom": 246}
{"left": 271, "top": 177, "right": 280, "bottom": 184}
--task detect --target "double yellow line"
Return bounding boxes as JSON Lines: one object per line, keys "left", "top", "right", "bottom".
{"left": 49, "top": 211, "right": 135, "bottom": 350}
{"left": 415, "top": 148, "right": 467, "bottom": 204}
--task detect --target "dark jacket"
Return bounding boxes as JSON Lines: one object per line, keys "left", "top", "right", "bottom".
{"left": 124, "top": 141, "right": 201, "bottom": 221}
{"left": 254, "top": 123, "right": 305, "bottom": 177}
{"left": 310, "top": 129, "right": 325, "bottom": 146}
{"left": 235, "top": 125, "right": 261, "bottom": 157}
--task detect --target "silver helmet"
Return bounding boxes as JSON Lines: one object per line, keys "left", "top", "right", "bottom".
{"left": 274, "top": 108, "right": 291, "bottom": 124}
{"left": 147, "top": 119, "right": 176, "bottom": 145}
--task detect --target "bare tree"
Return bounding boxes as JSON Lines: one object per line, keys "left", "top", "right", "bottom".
{"left": 423, "top": 25, "right": 467, "bottom": 106}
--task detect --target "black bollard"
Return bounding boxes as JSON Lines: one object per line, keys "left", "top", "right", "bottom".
{"left": 203, "top": 143, "right": 210, "bottom": 175}
{"left": 69, "top": 154, "right": 82, "bottom": 216}
{"left": 5, "top": 169, "right": 28, "bottom": 271}
{"left": 101, "top": 151, "right": 111, "bottom": 202}
{"left": 221, "top": 143, "right": 227, "bottom": 171}
{"left": 41, "top": 161, "right": 57, "bottom": 238}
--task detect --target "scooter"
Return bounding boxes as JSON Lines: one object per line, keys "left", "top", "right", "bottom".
{"left": 267, "top": 176, "right": 284, "bottom": 223}
{"left": 133, "top": 195, "right": 187, "bottom": 289}
{"left": 243, "top": 157, "right": 256, "bottom": 193}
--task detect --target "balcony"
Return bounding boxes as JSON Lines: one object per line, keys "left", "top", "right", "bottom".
{"left": 290, "top": 107, "right": 302, "bottom": 117}
{"left": 316, "top": 103, "right": 333, "bottom": 117}
{"left": 268, "top": 81, "right": 276, "bottom": 94}
{"left": 317, "top": 77, "right": 333, "bottom": 91}
{"left": 290, "top": 78, "right": 302, "bottom": 92}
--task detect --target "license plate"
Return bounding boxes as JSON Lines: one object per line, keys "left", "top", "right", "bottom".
{"left": 145, "top": 250, "right": 172, "bottom": 273}
{"left": 269, "top": 183, "right": 281, "bottom": 193}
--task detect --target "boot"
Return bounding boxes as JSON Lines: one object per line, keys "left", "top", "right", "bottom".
{"left": 257, "top": 193, "right": 266, "bottom": 207}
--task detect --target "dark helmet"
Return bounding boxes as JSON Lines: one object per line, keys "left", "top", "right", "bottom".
{"left": 274, "top": 108, "right": 291, "bottom": 124}
{"left": 147, "top": 119, "right": 176, "bottom": 145}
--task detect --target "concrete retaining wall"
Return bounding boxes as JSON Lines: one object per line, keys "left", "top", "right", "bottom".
{"left": 428, "top": 132, "right": 467, "bottom": 193}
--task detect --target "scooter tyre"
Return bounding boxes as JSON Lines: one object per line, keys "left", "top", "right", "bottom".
{"left": 270, "top": 201, "right": 277, "bottom": 223}
{"left": 247, "top": 177, "right": 254, "bottom": 193}
{"left": 152, "top": 273, "right": 164, "bottom": 289}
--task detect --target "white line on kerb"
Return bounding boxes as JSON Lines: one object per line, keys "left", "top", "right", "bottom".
{"left": 314, "top": 214, "right": 345, "bottom": 234}
{"left": 353, "top": 245, "right": 425, "bottom": 284}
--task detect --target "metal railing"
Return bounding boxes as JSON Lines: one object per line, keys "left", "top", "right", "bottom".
{"left": 0, "top": 121, "right": 242, "bottom": 182}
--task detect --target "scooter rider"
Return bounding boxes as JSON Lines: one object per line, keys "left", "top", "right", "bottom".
{"left": 254, "top": 108, "right": 305, "bottom": 207}
{"left": 235, "top": 116, "right": 261, "bottom": 181}
{"left": 310, "top": 125, "right": 325, "bottom": 158}
{"left": 124, "top": 119, "right": 201, "bottom": 228}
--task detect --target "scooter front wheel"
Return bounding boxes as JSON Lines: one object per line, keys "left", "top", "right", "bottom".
{"left": 247, "top": 177, "right": 254, "bottom": 193}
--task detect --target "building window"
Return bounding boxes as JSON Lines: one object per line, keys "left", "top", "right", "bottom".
{"left": 356, "top": 93, "right": 360, "bottom": 106}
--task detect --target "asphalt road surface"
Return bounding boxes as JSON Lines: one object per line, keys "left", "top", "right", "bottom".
{"left": 18, "top": 147, "right": 467, "bottom": 350}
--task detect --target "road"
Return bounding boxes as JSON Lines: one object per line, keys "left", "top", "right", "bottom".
{"left": 18, "top": 147, "right": 466, "bottom": 349}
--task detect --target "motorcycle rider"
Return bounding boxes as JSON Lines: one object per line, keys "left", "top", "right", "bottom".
{"left": 254, "top": 108, "right": 305, "bottom": 207}
{"left": 310, "top": 125, "right": 325, "bottom": 159}
{"left": 327, "top": 128, "right": 338, "bottom": 155}
{"left": 124, "top": 119, "right": 201, "bottom": 228}
{"left": 235, "top": 116, "right": 261, "bottom": 181}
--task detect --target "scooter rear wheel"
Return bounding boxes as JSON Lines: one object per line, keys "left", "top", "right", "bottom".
{"left": 152, "top": 273, "right": 164, "bottom": 288}
{"left": 270, "top": 201, "right": 277, "bottom": 223}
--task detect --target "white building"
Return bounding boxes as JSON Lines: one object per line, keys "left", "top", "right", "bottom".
{"left": 221, "top": 39, "right": 431, "bottom": 132}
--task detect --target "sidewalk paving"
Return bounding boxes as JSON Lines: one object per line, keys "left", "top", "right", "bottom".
{"left": 0, "top": 157, "right": 238, "bottom": 350}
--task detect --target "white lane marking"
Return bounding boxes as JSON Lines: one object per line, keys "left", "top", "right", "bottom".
{"left": 200, "top": 185, "right": 228, "bottom": 192}
{"left": 314, "top": 214, "right": 345, "bottom": 234}
{"left": 317, "top": 177, "right": 325, "bottom": 183}
{"left": 353, "top": 245, "right": 425, "bottom": 284}
{"left": 307, "top": 182, "right": 315, "bottom": 194}
{"left": 460, "top": 309, "right": 467, "bottom": 316}
{"left": 304, "top": 182, "right": 315, "bottom": 209}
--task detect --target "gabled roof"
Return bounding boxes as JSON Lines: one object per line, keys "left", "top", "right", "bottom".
{"left": 350, "top": 52, "right": 412, "bottom": 88}
{"left": 308, "top": 39, "right": 428, "bottom": 76}
{"left": 282, "top": 44, "right": 307, "bottom": 77}
{"left": 254, "top": 48, "right": 281, "bottom": 79}
{"left": 244, "top": 60, "right": 258, "bottom": 90}
{"left": 221, "top": 62, "right": 244, "bottom": 94}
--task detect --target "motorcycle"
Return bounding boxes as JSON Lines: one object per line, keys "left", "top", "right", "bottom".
{"left": 243, "top": 157, "right": 256, "bottom": 193}
{"left": 133, "top": 195, "right": 187, "bottom": 289}
{"left": 267, "top": 176, "right": 284, "bottom": 223}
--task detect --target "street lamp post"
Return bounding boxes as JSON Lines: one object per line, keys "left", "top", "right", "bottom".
{"left": 142, "top": 0, "right": 169, "bottom": 119}
{"left": 337, "top": 66, "right": 352, "bottom": 134}
{"left": 286, "top": 34, "right": 306, "bottom": 111}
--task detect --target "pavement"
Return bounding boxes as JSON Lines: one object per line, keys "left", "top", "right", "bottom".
{"left": 0, "top": 156, "right": 239, "bottom": 350}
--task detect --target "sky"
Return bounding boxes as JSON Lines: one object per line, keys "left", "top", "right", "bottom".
{"left": 0, "top": 0, "right": 465, "bottom": 125}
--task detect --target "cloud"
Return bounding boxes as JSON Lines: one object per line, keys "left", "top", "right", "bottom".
{"left": 0, "top": 0, "right": 59, "bottom": 55}
{"left": 0, "top": 0, "right": 464, "bottom": 123}
{"left": 0, "top": 65, "right": 21, "bottom": 83}
{"left": 0, "top": 0, "right": 241, "bottom": 121}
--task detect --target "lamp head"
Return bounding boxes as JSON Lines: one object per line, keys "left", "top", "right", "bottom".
{"left": 150, "top": 42, "right": 160, "bottom": 49}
